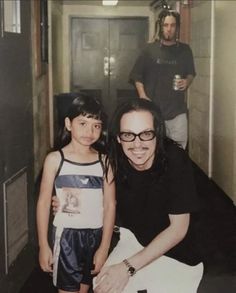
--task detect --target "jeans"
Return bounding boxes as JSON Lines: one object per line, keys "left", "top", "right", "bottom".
{"left": 165, "top": 113, "right": 188, "bottom": 149}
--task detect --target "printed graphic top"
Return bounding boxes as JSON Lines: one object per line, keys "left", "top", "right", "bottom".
{"left": 53, "top": 150, "right": 104, "bottom": 229}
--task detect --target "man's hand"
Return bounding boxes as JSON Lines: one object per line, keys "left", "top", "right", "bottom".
{"left": 51, "top": 195, "right": 60, "bottom": 215}
{"left": 177, "top": 79, "right": 188, "bottom": 91}
{"left": 140, "top": 95, "right": 151, "bottom": 101}
{"left": 177, "top": 74, "right": 194, "bottom": 91}
{"left": 94, "top": 263, "right": 129, "bottom": 293}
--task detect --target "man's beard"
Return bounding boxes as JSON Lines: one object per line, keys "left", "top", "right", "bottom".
{"left": 162, "top": 33, "right": 176, "bottom": 42}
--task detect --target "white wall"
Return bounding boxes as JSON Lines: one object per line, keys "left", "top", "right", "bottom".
{"left": 188, "top": 0, "right": 212, "bottom": 174}
{"left": 190, "top": 0, "right": 236, "bottom": 204}
{"left": 213, "top": 1, "right": 236, "bottom": 204}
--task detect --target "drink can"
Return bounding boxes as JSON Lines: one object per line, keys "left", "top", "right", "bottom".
{"left": 173, "top": 74, "right": 181, "bottom": 90}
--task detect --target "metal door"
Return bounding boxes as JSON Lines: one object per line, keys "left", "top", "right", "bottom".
{"left": 71, "top": 17, "right": 148, "bottom": 116}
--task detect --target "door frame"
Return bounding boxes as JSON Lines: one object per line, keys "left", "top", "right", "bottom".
{"left": 69, "top": 15, "right": 149, "bottom": 91}
{"left": 69, "top": 16, "right": 148, "bottom": 116}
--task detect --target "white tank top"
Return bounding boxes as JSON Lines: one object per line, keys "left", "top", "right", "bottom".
{"left": 53, "top": 150, "right": 104, "bottom": 229}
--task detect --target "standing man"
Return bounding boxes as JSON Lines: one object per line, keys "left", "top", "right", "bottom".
{"left": 129, "top": 9, "right": 196, "bottom": 149}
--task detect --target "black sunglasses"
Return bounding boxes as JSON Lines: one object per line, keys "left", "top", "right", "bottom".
{"left": 119, "top": 130, "right": 156, "bottom": 142}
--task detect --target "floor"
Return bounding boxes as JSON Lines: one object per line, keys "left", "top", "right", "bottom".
{"left": 193, "top": 163, "right": 236, "bottom": 292}
{"left": 19, "top": 163, "right": 236, "bottom": 293}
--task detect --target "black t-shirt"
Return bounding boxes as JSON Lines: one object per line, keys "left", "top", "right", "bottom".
{"left": 129, "top": 40, "right": 196, "bottom": 120}
{"left": 116, "top": 143, "right": 202, "bottom": 265}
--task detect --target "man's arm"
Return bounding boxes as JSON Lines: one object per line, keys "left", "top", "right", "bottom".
{"left": 135, "top": 81, "right": 150, "bottom": 100}
{"left": 186, "top": 74, "right": 194, "bottom": 88}
{"left": 94, "top": 213, "right": 190, "bottom": 293}
{"left": 129, "top": 48, "right": 151, "bottom": 100}
{"left": 180, "top": 44, "right": 196, "bottom": 91}
{"left": 127, "top": 213, "right": 189, "bottom": 270}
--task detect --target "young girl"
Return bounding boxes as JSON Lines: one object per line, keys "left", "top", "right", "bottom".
{"left": 36, "top": 95, "right": 116, "bottom": 293}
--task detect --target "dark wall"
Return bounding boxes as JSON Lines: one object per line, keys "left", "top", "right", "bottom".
{"left": 0, "top": 0, "right": 35, "bottom": 290}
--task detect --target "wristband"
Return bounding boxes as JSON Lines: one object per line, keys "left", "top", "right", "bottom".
{"left": 123, "top": 259, "right": 136, "bottom": 276}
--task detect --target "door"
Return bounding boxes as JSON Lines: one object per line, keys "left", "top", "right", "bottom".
{"left": 71, "top": 17, "right": 148, "bottom": 117}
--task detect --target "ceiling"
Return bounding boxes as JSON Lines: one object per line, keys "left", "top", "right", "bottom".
{"left": 61, "top": 1, "right": 178, "bottom": 10}
{"left": 61, "top": 0, "right": 155, "bottom": 7}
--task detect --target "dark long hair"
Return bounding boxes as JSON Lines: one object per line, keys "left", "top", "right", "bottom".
{"left": 56, "top": 94, "right": 108, "bottom": 153}
{"left": 105, "top": 98, "right": 169, "bottom": 183}
{"left": 156, "top": 9, "right": 180, "bottom": 42}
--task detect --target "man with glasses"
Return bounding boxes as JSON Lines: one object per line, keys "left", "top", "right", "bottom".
{"left": 94, "top": 98, "right": 203, "bottom": 293}
{"left": 129, "top": 9, "right": 196, "bottom": 149}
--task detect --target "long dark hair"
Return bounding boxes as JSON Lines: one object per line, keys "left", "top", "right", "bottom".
{"left": 56, "top": 94, "right": 108, "bottom": 153}
{"left": 105, "top": 98, "right": 169, "bottom": 182}
{"left": 156, "top": 9, "right": 180, "bottom": 42}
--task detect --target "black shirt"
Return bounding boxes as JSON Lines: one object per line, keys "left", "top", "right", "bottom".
{"left": 116, "top": 143, "right": 202, "bottom": 265}
{"left": 129, "top": 40, "right": 196, "bottom": 120}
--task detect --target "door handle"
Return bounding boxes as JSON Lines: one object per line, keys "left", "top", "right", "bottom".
{"left": 104, "top": 57, "right": 109, "bottom": 76}
{"left": 109, "top": 56, "right": 115, "bottom": 76}
{"left": 104, "top": 56, "right": 116, "bottom": 76}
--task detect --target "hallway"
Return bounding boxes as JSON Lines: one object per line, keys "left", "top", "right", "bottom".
{"left": 19, "top": 162, "right": 236, "bottom": 293}
{"left": 1, "top": 1, "right": 236, "bottom": 292}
